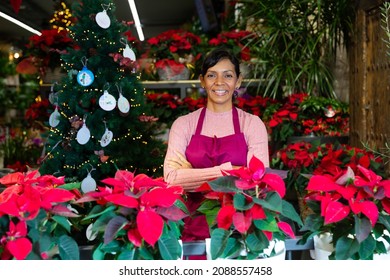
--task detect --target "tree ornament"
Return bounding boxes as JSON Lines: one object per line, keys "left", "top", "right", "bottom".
{"left": 120, "top": 38, "right": 136, "bottom": 61}
{"left": 100, "top": 121, "right": 113, "bottom": 147}
{"left": 49, "top": 106, "right": 61, "bottom": 128}
{"left": 77, "top": 56, "right": 94, "bottom": 86}
{"left": 76, "top": 116, "right": 91, "bottom": 145}
{"left": 116, "top": 84, "right": 130, "bottom": 114}
{"left": 95, "top": 4, "right": 111, "bottom": 29}
{"left": 99, "top": 84, "right": 116, "bottom": 111}
{"left": 81, "top": 166, "right": 96, "bottom": 193}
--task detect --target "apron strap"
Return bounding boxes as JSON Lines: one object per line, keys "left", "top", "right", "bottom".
{"left": 194, "top": 107, "right": 207, "bottom": 135}
{"left": 232, "top": 106, "right": 241, "bottom": 134}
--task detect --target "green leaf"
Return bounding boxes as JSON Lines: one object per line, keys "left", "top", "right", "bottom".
{"left": 58, "top": 182, "right": 81, "bottom": 190}
{"left": 252, "top": 192, "right": 282, "bottom": 212}
{"left": 220, "top": 238, "right": 242, "bottom": 258}
{"left": 83, "top": 204, "right": 117, "bottom": 220}
{"left": 354, "top": 216, "right": 372, "bottom": 243}
{"left": 281, "top": 200, "right": 303, "bottom": 226}
{"left": 92, "top": 246, "right": 105, "bottom": 260}
{"left": 246, "top": 228, "right": 269, "bottom": 254}
{"left": 35, "top": 233, "right": 54, "bottom": 255}
{"left": 138, "top": 246, "right": 154, "bottom": 260}
{"left": 334, "top": 236, "right": 359, "bottom": 260}
{"left": 359, "top": 234, "right": 375, "bottom": 260}
{"left": 210, "top": 228, "right": 230, "bottom": 259}
{"left": 92, "top": 210, "right": 117, "bottom": 232}
{"left": 52, "top": 215, "right": 71, "bottom": 233}
{"left": 208, "top": 176, "right": 240, "bottom": 192}
{"left": 300, "top": 214, "right": 324, "bottom": 232}
{"left": 158, "top": 232, "right": 182, "bottom": 260}
{"left": 103, "top": 216, "right": 128, "bottom": 244}
{"left": 174, "top": 198, "right": 190, "bottom": 216}
{"left": 100, "top": 240, "right": 122, "bottom": 254}
{"left": 253, "top": 218, "right": 279, "bottom": 232}
{"left": 58, "top": 235, "right": 79, "bottom": 260}
{"left": 117, "top": 248, "right": 137, "bottom": 260}
{"left": 197, "top": 199, "right": 219, "bottom": 214}
{"left": 379, "top": 214, "right": 390, "bottom": 232}
{"left": 233, "top": 193, "right": 254, "bottom": 211}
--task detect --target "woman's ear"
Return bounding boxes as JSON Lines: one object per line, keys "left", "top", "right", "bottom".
{"left": 235, "top": 74, "right": 243, "bottom": 89}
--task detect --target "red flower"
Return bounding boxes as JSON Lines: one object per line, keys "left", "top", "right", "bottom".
{"left": 79, "top": 170, "right": 186, "bottom": 247}
{"left": 1, "top": 220, "right": 32, "bottom": 260}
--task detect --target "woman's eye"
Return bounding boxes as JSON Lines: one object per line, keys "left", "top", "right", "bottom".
{"left": 206, "top": 73, "right": 216, "bottom": 78}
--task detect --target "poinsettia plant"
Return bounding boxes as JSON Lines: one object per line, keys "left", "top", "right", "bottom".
{"left": 300, "top": 163, "right": 390, "bottom": 259}
{"left": 144, "top": 29, "right": 203, "bottom": 80}
{"left": 0, "top": 170, "right": 81, "bottom": 260}
{"left": 196, "top": 155, "right": 302, "bottom": 259}
{"left": 271, "top": 140, "right": 386, "bottom": 197}
{"left": 16, "top": 29, "right": 76, "bottom": 78}
{"left": 208, "top": 30, "right": 257, "bottom": 62}
{"left": 265, "top": 93, "right": 349, "bottom": 145}
{"left": 76, "top": 169, "right": 188, "bottom": 260}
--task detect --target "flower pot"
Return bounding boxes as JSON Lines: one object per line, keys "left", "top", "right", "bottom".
{"left": 42, "top": 67, "right": 66, "bottom": 84}
{"left": 157, "top": 65, "right": 190, "bottom": 81}
{"left": 310, "top": 232, "right": 390, "bottom": 260}
{"left": 310, "top": 232, "right": 333, "bottom": 260}
{"left": 79, "top": 245, "right": 95, "bottom": 260}
{"left": 205, "top": 238, "right": 286, "bottom": 260}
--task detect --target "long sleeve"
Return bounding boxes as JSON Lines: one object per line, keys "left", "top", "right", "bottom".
{"left": 242, "top": 111, "right": 270, "bottom": 167}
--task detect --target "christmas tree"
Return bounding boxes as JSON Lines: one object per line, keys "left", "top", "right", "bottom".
{"left": 39, "top": 0, "right": 165, "bottom": 187}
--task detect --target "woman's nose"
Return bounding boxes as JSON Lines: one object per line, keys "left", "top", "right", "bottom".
{"left": 215, "top": 75, "right": 224, "bottom": 84}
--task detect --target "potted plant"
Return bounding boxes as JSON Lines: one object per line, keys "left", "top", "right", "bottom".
{"left": 239, "top": 0, "right": 355, "bottom": 99}
{"left": 208, "top": 29, "right": 258, "bottom": 78}
{"left": 271, "top": 140, "right": 387, "bottom": 222}
{"left": 16, "top": 29, "right": 75, "bottom": 82}
{"left": 300, "top": 163, "right": 390, "bottom": 260}
{"left": 0, "top": 170, "right": 81, "bottom": 260}
{"left": 143, "top": 29, "right": 203, "bottom": 80}
{"left": 264, "top": 92, "right": 349, "bottom": 151}
{"left": 196, "top": 155, "right": 302, "bottom": 260}
{"left": 76, "top": 169, "right": 188, "bottom": 260}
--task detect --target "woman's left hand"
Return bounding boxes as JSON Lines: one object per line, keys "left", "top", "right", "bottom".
{"left": 167, "top": 150, "right": 193, "bottom": 169}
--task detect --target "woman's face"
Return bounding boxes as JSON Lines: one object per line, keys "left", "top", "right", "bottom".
{"left": 200, "top": 58, "right": 242, "bottom": 111}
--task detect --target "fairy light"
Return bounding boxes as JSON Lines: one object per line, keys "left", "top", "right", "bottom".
{"left": 50, "top": 1, "right": 74, "bottom": 31}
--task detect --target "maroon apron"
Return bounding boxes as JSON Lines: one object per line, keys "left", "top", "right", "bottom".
{"left": 182, "top": 107, "right": 248, "bottom": 241}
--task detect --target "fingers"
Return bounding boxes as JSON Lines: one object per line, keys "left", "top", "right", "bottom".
{"left": 167, "top": 151, "right": 192, "bottom": 169}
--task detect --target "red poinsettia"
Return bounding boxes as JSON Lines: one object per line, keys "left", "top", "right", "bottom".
{"left": 264, "top": 93, "right": 349, "bottom": 143}
{"left": 0, "top": 170, "right": 79, "bottom": 260}
{"left": 16, "top": 29, "right": 75, "bottom": 76}
{"left": 77, "top": 170, "right": 188, "bottom": 260}
{"left": 197, "top": 155, "right": 302, "bottom": 259}
{"left": 302, "top": 164, "right": 390, "bottom": 259}
{"left": 209, "top": 30, "right": 257, "bottom": 61}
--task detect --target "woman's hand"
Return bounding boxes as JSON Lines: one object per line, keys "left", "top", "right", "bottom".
{"left": 166, "top": 150, "right": 193, "bottom": 170}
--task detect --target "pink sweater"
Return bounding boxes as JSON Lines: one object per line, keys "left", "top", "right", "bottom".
{"left": 164, "top": 107, "right": 269, "bottom": 190}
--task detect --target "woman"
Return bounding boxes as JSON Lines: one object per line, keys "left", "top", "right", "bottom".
{"left": 164, "top": 47, "right": 269, "bottom": 241}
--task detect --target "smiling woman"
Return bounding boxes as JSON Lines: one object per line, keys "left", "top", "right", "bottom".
{"left": 163, "top": 47, "right": 270, "bottom": 247}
